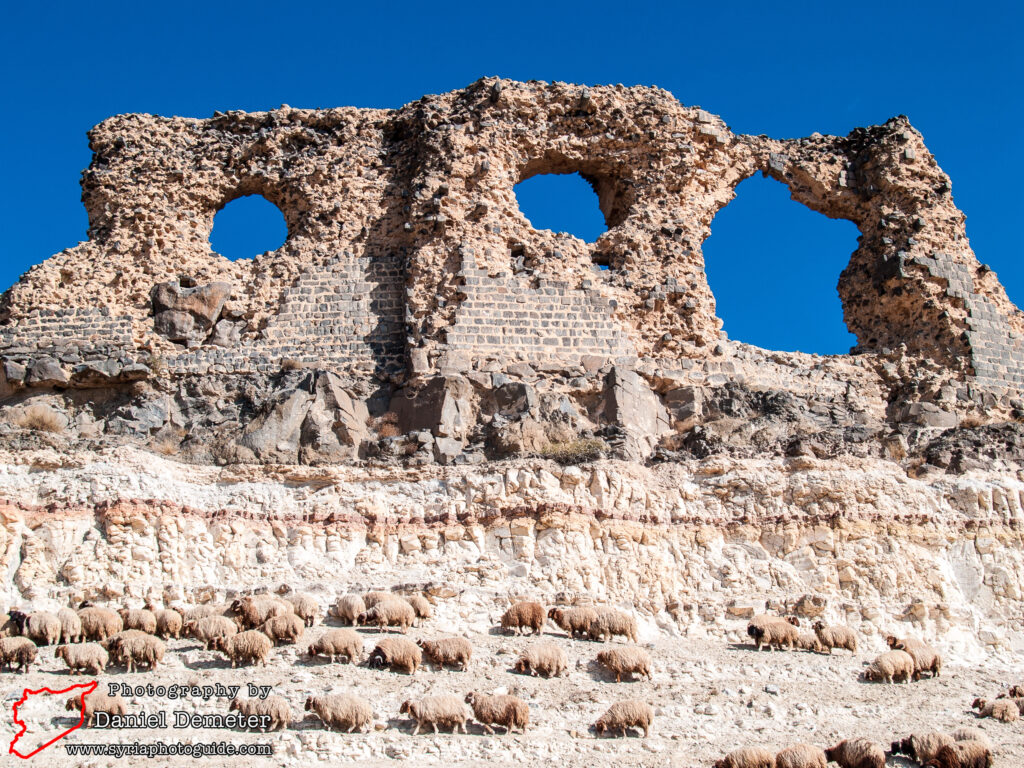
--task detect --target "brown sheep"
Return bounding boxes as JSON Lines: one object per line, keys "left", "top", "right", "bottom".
{"left": 77, "top": 606, "right": 123, "bottom": 642}
{"left": 119, "top": 608, "right": 157, "bottom": 634}
{"left": 184, "top": 615, "right": 237, "bottom": 649}
{"left": 593, "top": 699, "right": 652, "bottom": 738}
{"left": 332, "top": 594, "right": 366, "bottom": 625}
{"left": 405, "top": 595, "right": 433, "bottom": 625}
{"left": 748, "top": 618, "right": 799, "bottom": 651}
{"left": 596, "top": 646, "right": 652, "bottom": 683}
{"left": 182, "top": 603, "right": 230, "bottom": 622}
{"left": 9, "top": 610, "right": 61, "bottom": 646}
{"left": 363, "top": 591, "right": 393, "bottom": 608}
{"left": 749, "top": 614, "right": 800, "bottom": 631}
{"left": 890, "top": 731, "right": 955, "bottom": 763}
{"left": 400, "top": 695, "right": 468, "bottom": 734}
{"left": 950, "top": 728, "right": 992, "bottom": 750}
{"left": 66, "top": 690, "right": 126, "bottom": 727}
{"left": 229, "top": 695, "right": 292, "bottom": 732}
{"left": 922, "top": 741, "right": 993, "bottom": 768}
{"left": 305, "top": 694, "right": 373, "bottom": 732}
{"left": 500, "top": 601, "right": 545, "bottom": 636}
{"left": 514, "top": 643, "right": 568, "bottom": 678}
{"left": 257, "top": 613, "right": 305, "bottom": 645}
{"left": 776, "top": 744, "right": 827, "bottom": 768}
{"left": 417, "top": 637, "right": 472, "bottom": 671}
{"left": 368, "top": 637, "right": 421, "bottom": 674}
{"left": 795, "top": 633, "right": 825, "bottom": 653}
{"left": 465, "top": 692, "right": 529, "bottom": 735}
{"left": 861, "top": 650, "right": 914, "bottom": 683}
{"left": 357, "top": 599, "right": 416, "bottom": 633}
{"left": 221, "top": 630, "right": 272, "bottom": 668}
{"left": 286, "top": 594, "right": 319, "bottom": 627}
{"left": 229, "top": 595, "right": 293, "bottom": 630}
{"left": 896, "top": 639, "right": 942, "bottom": 679}
{"left": 589, "top": 609, "right": 639, "bottom": 643}
{"left": 812, "top": 622, "right": 858, "bottom": 654}
{"left": 713, "top": 747, "right": 775, "bottom": 768}
{"left": 548, "top": 606, "right": 599, "bottom": 639}
{"left": 145, "top": 603, "right": 183, "bottom": 639}
{"left": 103, "top": 630, "right": 165, "bottom": 672}
{"left": 57, "top": 608, "right": 83, "bottom": 644}
{"left": 55, "top": 643, "right": 108, "bottom": 675}
{"left": 971, "top": 698, "right": 1018, "bottom": 723}
{"left": 305, "top": 629, "right": 363, "bottom": 663}
{"left": 0, "top": 636, "right": 38, "bottom": 672}
{"left": 825, "top": 738, "right": 885, "bottom": 768}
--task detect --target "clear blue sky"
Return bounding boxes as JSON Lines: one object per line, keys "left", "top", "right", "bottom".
{"left": 1, "top": 1, "right": 1021, "bottom": 355}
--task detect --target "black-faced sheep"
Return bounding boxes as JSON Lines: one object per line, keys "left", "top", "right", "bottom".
{"left": 548, "top": 606, "right": 598, "bottom": 639}
{"left": 103, "top": 630, "right": 165, "bottom": 673}
{"left": 861, "top": 650, "right": 914, "bottom": 683}
{"left": 305, "top": 629, "right": 363, "bottom": 664}
{"left": 66, "top": 690, "right": 126, "bottom": 727}
{"left": 332, "top": 595, "right": 366, "bottom": 625}
{"left": 77, "top": 606, "right": 123, "bottom": 642}
{"left": 55, "top": 643, "right": 108, "bottom": 675}
{"left": 221, "top": 629, "right": 272, "bottom": 668}
{"left": 971, "top": 697, "right": 1018, "bottom": 722}
{"left": 775, "top": 743, "right": 827, "bottom": 768}
{"left": 229, "top": 595, "right": 293, "bottom": 630}
{"left": 286, "top": 594, "right": 319, "bottom": 627}
{"left": 713, "top": 746, "right": 775, "bottom": 768}
{"left": 417, "top": 637, "right": 472, "bottom": 671}
{"left": 9, "top": 609, "right": 61, "bottom": 646}
{"left": 305, "top": 694, "right": 373, "bottom": 732}
{"left": 357, "top": 599, "right": 416, "bottom": 633}
{"left": 500, "top": 601, "right": 545, "bottom": 636}
{"left": 465, "top": 692, "right": 529, "bottom": 735}
{"left": 57, "top": 608, "right": 83, "bottom": 644}
{"left": 890, "top": 731, "right": 955, "bottom": 763}
{"left": 257, "top": 613, "right": 305, "bottom": 645}
{"left": 922, "top": 741, "right": 993, "bottom": 768}
{"left": 824, "top": 738, "right": 885, "bottom": 768}
{"left": 589, "top": 609, "right": 639, "bottom": 643}
{"left": 228, "top": 695, "right": 292, "bottom": 732}
{"left": 748, "top": 617, "right": 799, "bottom": 652}
{"left": 368, "top": 637, "right": 421, "bottom": 674}
{"left": 119, "top": 608, "right": 157, "bottom": 634}
{"left": 593, "top": 699, "right": 652, "bottom": 738}
{"left": 184, "top": 615, "right": 238, "bottom": 649}
{"left": 400, "top": 695, "right": 468, "bottom": 734}
{"left": 596, "top": 646, "right": 652, "bottom": 683}
{"left": 514, "top": 643, "right": 568, "bottom": 678}
{"left": 812, "top": 622, "right": 858, "bottom": 655}
{"left": 405, "top": 595, "right": 433, "bottom": 625}
{"left": 0, "top": 636, "right": 38, "bottom": 672}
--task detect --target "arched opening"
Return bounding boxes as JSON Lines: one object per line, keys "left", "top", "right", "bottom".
{"left": 703, "top": 174, "right": 860, "bottom": 355}
{"left": 513, "top": 172, "right": 608, "bottom": 245}
{"left": 210, "top": 194, "right": 287, "bottom": 261}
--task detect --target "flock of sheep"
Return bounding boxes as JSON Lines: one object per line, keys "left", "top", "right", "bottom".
{"left": 0, "top": 595, "right": 1012, "bottom": 766}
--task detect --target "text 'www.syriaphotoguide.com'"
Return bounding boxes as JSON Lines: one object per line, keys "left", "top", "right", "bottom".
{"left": 64, "top": 741, "right": 273, "bottom": 758}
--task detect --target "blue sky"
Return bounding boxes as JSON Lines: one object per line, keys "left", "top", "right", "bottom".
{"left": 1, "top": 1, "right": 1021, "bottom": 354}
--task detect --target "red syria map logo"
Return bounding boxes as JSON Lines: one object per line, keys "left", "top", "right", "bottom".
{"left": 8, "top": 680, "right": 97, "bottom": 759}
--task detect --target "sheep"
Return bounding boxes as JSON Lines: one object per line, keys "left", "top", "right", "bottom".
{"left": 950, "top": 728, "right": 992, "bottom": 750}
{"left": 465, "top": 692, "right": 529, "bottom": 735}
{"left": 305, "top": 629, "right": 363, "bottom": 663}
{"left": 748, "top": 618, "right": 799, "bottom": 652}
{"left": 182, "top": 603, "right": 230, "bottom": 622}
{"left": 363, "top": 590, "right": 393, "bottom": 608}
{"left": 9, "top": 609, "right": 61, "bottom": 646}
{"left": 890, "top": 731, "right": 955, "bottom": 763}
{"left": 228, "top": 695, "right": 292, "bottom": 732}
{"left": 0, "top": 636, "right": 38, "bottom": 672}
{"left": 119, "top": 608, "right": 158, "bottom": 635}
{"left": 77, "top": 606, "right": 123, "bottom": 641}
{"left": 304, "top": 694, "right": 373, "bottom": 733}
{"left": 367, "top": 637, "right": 421, "bottom": 674}
{"left": 547, "top": 606, "right": 599, "bottom": 639}
{"left": 749, "top": 614, "right": 800, "bottom": 630}
{"left": 596, "top": 646, "right": 652, "bottom": 683}
{"left": 103, "top": 630, "right": 165, "bottom": 673}
{"left": 57, "top": 608, "right": 83, "bottom": 644}
{"left": 896, "top": 640, "right": 942, "bottom": 679}
{"left": 220, "top": 630, "right": 272, "bottom": 667}
{"left": 332, "top": 594, "right": 365, "bottom": 625}
{"left": 286, "top": 594, "right": 319, "bottom": 627}
{"left": 0, "top": 613, "right": 15, "bottom": 637}
{"left": 812, "top": 622, "right": 858, "bottom": 655}
{"left": 257, "top": 613, "right": 305, "bottom": 645}
{"left": 971, "top": 697, "right": 1018, "bottom": 722}
{"left": 400, "top": 695, "right": 468, "bottom": 734}
{"left": 357, "top": 599, "right": 415, "bottom": 633}
{"left": 153, "top": 608, "right": 183, "bottom": 639}
{"left": 922, "top": 741, "right": 993, "bottom": 768}
{"left": 229, "top": 595, "right": 293, "bottom": 630}
{"left": 405, "top": 595, "right": 433, "bottom": 625}
{"left": 593, "top": 699, "right": 652, "bottom": 738}
{"left": 66, "top": 690, "right": 126, "bottom": 727}
{"left": 861, "top": 650, "right": 914, "bottom": 683}
{"left": 184, "top": 615, "right": 238, "bottom": 649}
{"left": 824, "top": 738, "right": 885, "bottom": 768}
{"left": 713, "top": 746, "right": 775, "bottom": 768}
{"left": 417, "top": 637, "right": 472, "bottom": 671}
{"left": 500, "top": 601, "right": 545, "bottom": 636}
{"left": 514, "top": 643, "right": 568, "bottom": 678}
{"left": 998, "top": 684, "right": 1024, "bottom": 699}
{"left": 589, "top": 608, "right": 639, "bottom": 643}
{"left": 55, "top": 643, "right": 108, "bottom": 675}
{"left": 795, "top": 633, "right": 825, "bottom": 653}
{"left": 775, "top": 743, "right": 827, "bottom": 768}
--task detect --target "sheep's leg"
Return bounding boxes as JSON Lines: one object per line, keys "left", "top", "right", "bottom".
{"left": 411, "top": 722, "right": 420, "bottom": 736}
{"left": 642, "top": 725, "right": 649, "bottom": 738}
{"left": 483, "top": 723, "right": 494, "bottom": 734}
{"left": 432, "top": 723, "right": 439, "bottom": 734}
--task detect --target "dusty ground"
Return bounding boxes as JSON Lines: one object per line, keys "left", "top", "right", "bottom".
{"left": 2, "top": 608, "right": 1022, "bottom": 768}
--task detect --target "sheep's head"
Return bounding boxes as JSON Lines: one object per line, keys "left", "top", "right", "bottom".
{"left": 885, "top": 635, "right": 899, "bottom": 648}
{"left": 65, "top": 697, "right": 81, "bottom": 712}
{"left": 415, "top": 639, "right": 427, "bottom": 649}
{"left": 303, "top": 697, "right": 313, "bottom": 712}
{"left": 228, "top": 698, "right": 241, "bottom": 712}
{"left": 812, "top": 621, "right": 825, "bottom": 631}
{"left": 546, "top": 608, "right": 562, "bottom": 620}
{"left": 55, "top": 645, "right": 67, "bottom": 660}
{"left": 786, "top": 617, "right": 800, "bottom": 627}
{"left": 8, "top": 610, "right": 28, "bottom": 631}
{"left": 368, "top": 650, "right": 386, "bottom": 669}
{"left": 464, "top": 692, "right": 477, "bottom": 706}
{"left": 514, "top": 658, "right": 528, "bottom": 673}
{"left": 972, "top": 698, "right": 985, "bottom": 710}
{"left": 399, "top": 701, "right": 412, "bottom": 715}
{"left": 78, "top": 600, "right": 94, "bottom": 609}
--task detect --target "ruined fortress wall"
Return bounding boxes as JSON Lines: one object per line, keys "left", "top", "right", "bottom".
{"left": 2, "top": 79, "right": 1022, "bottom": 396}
